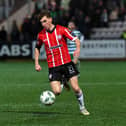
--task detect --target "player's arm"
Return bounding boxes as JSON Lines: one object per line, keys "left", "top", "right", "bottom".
{"left": 34, "top": 35, "right": 42, "bottom": 72}
{"left": 73, "top": 38, "right": 80, "bottom": 64}
{"left": 35, "top": 48, "right": 42, "bottom": 72}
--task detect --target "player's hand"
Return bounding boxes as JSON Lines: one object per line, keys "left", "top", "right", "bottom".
{"left": 73, "top": 56, "right": 78, "bottom": 64}
{"left": 35, "top": 64, "right": 42, "bottom": 72}
{"left": 73, "top": 49, "right": 80, "bottom": 58}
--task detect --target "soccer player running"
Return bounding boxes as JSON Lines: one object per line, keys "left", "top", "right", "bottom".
{"left": 67, "top": 20, "right": 84, "bottom": 72}
{"left": 34, "top": 10, "right": 90, "bottom": 115}
{"left": 61, "top": 21, "right": 84, "bottom": 90}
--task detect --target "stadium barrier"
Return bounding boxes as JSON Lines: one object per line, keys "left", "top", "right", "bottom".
{"left": 0, "top": 42, "right": 32, "bottom": 59}
{"left": 0, "top": 40, "right": 126, "bottom": 60}
{"left": 80, "top": 40, "right": 126, "bottom": 59}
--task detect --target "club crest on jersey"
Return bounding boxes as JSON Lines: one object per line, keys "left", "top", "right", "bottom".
{"left": 57, "top": 35, "right": 62, "bottom": 40}
{"left": 50, "top": 44, "right": 62, "bottom": 49}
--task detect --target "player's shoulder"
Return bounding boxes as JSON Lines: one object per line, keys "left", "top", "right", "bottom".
{"left": 38, "top": 29, "right": 46, "bottom": 37}
{"left": 73, "top": 30, "right": 81, "bottom": 34}
{"left": 37, "top": 29, "right": 46, "bottom": 39}
{"left": 38, "top": 28, "right": 46, "bottom": 35}
{"left": 56, "top": 24, "right": 67, "bottom": 30}
{"left": 56, "top": 25, "right": 69, "bottom": 33}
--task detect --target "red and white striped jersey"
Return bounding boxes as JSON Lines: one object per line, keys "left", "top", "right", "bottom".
{"left": 36, "top": 25, "right": 77, "bottom": 68}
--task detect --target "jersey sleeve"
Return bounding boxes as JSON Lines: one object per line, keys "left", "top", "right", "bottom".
{"left": 75, "top": 31, "right": 84, "bottom": 43}
{"left": 62, "top": 27, "right": 77, "bottom": 41}
{"left": 35, "top": 34, "right": 43, "bottom": 49}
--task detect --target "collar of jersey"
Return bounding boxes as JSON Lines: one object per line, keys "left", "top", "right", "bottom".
{"left": 46, "top": 25, "right": 56, "bottom": 33}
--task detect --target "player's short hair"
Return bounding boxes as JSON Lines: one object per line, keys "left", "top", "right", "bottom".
{"left": 39, "top": 10, "right": 51, "bottom": 19}
{"left": 68, "top": 20, "right": 77, "bottom": 26}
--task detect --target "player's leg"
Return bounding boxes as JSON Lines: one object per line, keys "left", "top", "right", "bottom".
{"left": 48, "top": 67, "right": 62, "bottom": 95}
{"left": 73, "top": 55, "right": 80, "bottom": 77}
{"left": 69, "top": 76, "right": 84, "bottom": 110}
{"left": 65, "top": 62, "right": 89, "bottom": 115}
{"left": 60, "top": 54, "right": 74, "bottom": 91}
{"left": 61, "top": 74, "right": 70, "bottom": 91}
{"left": 76, "top": 60, "right": 80, "bottom": 77}
{"left": 69, "top": 76, "right": 90, "bottom": 115}
{"left": 50, "top": 81, "right": 61, "bottom": 95}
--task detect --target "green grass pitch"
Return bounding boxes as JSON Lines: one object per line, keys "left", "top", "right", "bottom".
{"left": 0, "top": 61, "right": 126, "bottom": 126}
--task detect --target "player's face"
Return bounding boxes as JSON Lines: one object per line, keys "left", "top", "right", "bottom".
{"left": 40, "top": 16, "right": 52, "bottom": 30}
{"left": 68, "top": 22, "right": 75, "bottom": 31}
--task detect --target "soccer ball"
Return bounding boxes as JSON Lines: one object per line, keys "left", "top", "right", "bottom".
{"left": 40, "top": 90, "right": 55, "bottom": 105}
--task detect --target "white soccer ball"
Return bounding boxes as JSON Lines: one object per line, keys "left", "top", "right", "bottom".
{"left": 40, "top": 90, "right": 55, "bottom": 105}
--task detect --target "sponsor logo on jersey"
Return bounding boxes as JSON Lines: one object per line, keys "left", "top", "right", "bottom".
{"left": 50, "top": 44, "right": 62, "bottom": 49}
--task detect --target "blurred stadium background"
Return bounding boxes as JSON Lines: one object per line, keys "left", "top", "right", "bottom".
{"left": 0, "top": 0, "right": 126, "bottom": 60}
{"left": 0, "top": 0, "right": 126, "bottom": 126}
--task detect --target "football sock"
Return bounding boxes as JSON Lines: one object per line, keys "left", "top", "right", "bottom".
{"left": 76, "top": 90, "right": 85, "bottom": 110}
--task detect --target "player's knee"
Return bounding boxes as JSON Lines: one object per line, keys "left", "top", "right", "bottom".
{"left": 73, "top": 87, "right": 80, "bottom": 93}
